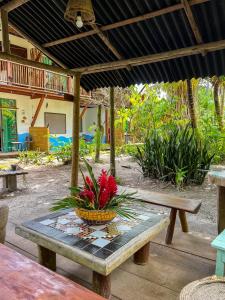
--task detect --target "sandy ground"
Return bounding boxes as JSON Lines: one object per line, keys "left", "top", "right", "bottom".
{"left": 0, "top": 154, "right": 220, "bottom": 236}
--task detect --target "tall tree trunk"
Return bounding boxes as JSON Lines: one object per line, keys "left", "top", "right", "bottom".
{"left": 186, "top": 79, "right": 197, "bottom": 129}
{"left": 214, "top": 78, "right": 223, "bottom": 131}
{"left": 221, "top": 87, "right": 225, "bottom": 116}
{"left": 95, "top": 104, "right": 102, "bottom": 162}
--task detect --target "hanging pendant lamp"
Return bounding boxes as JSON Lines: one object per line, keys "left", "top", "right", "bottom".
{"left": 64, "top": 0, "right": 95, "bottom": 28}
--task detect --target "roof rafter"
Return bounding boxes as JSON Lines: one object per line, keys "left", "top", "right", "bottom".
{"left": 72, "top": 39, "right": 225, "bottom": 75}
{"left": 90, "top": 24, "right": 123, "bottom": 60}
{"left": 43, "top": 0, "right": 210, "bottom": 48}
{"left": 0, "top": 0, "right": 30, "bottom": 12}
{"left": 182, "top": 0, "right": 203, "bottom": 44}
{"left": 90, "top": 24, "right": 131, "bottom": 71}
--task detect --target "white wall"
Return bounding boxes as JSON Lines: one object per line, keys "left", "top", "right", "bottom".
{"left": 0, "top": 92, "right": 106, "bottom": 137}
{"left": 83, "top": 107, "right": 106, "bottom": 134}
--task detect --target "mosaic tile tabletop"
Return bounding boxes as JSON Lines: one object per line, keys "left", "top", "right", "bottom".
{"left": 21, "top": 202, "right": 166, "bottom": 260}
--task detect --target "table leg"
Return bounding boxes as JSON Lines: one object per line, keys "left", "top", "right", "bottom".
{"left": 93, "top": 271, "right": 111, "bottom": 299}
{"left": 7, "top": 175, "right": 17, "bottom": 192}
{"left": 38, "top": 245, "right": 56, "bottom": 271}
{"left": 218, "top": 186, "right": 225, "bottom": 233}
{"left": 133, "top": 242, "right": 150, "bottom": 265}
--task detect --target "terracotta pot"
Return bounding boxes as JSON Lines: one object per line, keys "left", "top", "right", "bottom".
{"left": 75, "top": 208, "right": 116, "bottom": 225}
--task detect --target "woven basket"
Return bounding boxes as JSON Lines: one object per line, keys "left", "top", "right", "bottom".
{"left": 75, "top": 208, "right": 116, "bottom": 225}
{"left": 64, "top": 0, "right": 95, "bottom": 24}
{"left": 180, "top": 276, "right": 225, "bottom": 300}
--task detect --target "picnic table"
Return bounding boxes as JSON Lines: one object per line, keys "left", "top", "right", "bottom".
{"left": 208, "top": 170, "right": 225, "bottom": 233}
{"left": 16, "top": 201, "right": 169, "bottom": 299}
{"left": 0, "top": 244, "right": 105, "bottom": 300}
{"left": 0, "top": 170, "right": 28, "bottom": 192}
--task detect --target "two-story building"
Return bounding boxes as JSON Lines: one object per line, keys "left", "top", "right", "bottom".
{"left": 0, "top": 25, "right": 106, "bottom": 152}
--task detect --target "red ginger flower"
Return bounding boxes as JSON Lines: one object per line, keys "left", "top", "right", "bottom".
{"left": 85, "top": 176, "right": 94, "bottom": 189}
{"left": 79, "top": 189, "right": 95, "bottom": 204}
{"left": 98, "top": 170, "right": 118, "bottom": 209}
{"left": 108, "top": 175, "right": 117, "bottom": 197}
{"left": 98, "top": 170, "right": 108, "bottom": 190}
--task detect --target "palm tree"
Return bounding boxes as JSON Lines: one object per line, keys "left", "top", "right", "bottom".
{"left": 186, "top": 79, "right": 198, "bottom": 129}
{"left": 212, "top": 76, "right": 223, "bottom": 131}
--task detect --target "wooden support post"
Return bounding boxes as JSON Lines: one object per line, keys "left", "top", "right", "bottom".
{"left": 165, "top": 208, "right": 177, "bottom": 244}
{"left": 179, "top": 210, "right": 189, "bottom": 233}
{"left": 38, "top": 245, "right": 56, "bottom": 271}
{"left": 105, "top": 109, "right": 109, "bottom": 143}
{"left": 93, "top": 272, "right": 111, "bottom": 299}
{"left": 95, "top": 104, "right": 102, "bottom": 163}
{"left": 133, "top": 242, "right": 150, "bottom": 265}
{"left": 110, "top": 87, "right": 116, "bottom": 177}
{"left": 217, "top": 186, "right": 225, "bottom": 233}
{"left": 31, "top": 96, "right": 45, "bottom": 127}
{"left": 1, "top": 10, "right": 10, "bottom": 54}
{"left": 71, "top": 73, "right": 81, "bottom": 188}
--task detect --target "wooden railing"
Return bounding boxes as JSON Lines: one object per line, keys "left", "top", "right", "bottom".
{"left": 0, "top": 59, "right": 90, "bottom": 97}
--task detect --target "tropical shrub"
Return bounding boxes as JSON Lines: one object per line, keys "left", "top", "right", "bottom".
{"left": 18, "top": 150, "right": 45, "bottom": 165}
{"left": 136, "top": 125, "right": 214, "bottom": 186}
{"left": 54, "top": 139, "right": 94, "bottom": 164}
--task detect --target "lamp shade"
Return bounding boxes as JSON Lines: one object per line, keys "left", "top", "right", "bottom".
{"left": 64, "top": 0, "right": 95, "bottom": 24}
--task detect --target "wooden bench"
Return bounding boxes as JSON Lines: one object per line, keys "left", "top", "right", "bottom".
{"left": 0, "top": 170, "right": 28, "bottom": 192}
{"left": 117, "top": 185, "right": 202, "bottom": 244}
{"left": 0, "top": 244, "right": 105, "bottom": 300}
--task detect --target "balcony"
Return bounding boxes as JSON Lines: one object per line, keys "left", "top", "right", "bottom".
{"left": 0, "top": 59, "right": 91, "bottom": 99}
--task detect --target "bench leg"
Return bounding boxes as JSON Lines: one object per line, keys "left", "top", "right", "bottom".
{"left": 93, "top": 271, "right": 111, "bottom": 299}
{"left": 38, "top": 245, "right": 56, "bottom": 271}
{"left": 2, "top": 177, "right": 9, "bottom": 190}
{"left": 179, "top": 211, "right": 189, "bottom": 233}
{"left": 7, "top": 175, "right": 17, "bottom": 192}
{"left": 215, "top": 250, "right": 225, "bottom": 276}
{"left": 165, "top": 208, "right": 177, "bottom": 245}
{"left": 133, "top": 242, "right": 150, "bottom": 265}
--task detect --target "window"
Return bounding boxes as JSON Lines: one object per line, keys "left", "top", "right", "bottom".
{"left": 44, "top": 113, "right": 66, "bottom": 134}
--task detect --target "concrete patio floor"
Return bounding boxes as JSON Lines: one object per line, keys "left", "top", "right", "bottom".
{"left": 0, "top": 159, "right": 218, "bottom": 300}
{"left": 5, "top": 222, "right": 216, "bottom": 300}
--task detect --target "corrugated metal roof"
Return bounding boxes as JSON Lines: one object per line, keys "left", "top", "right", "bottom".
{"left": 1, "top": 0, "right": 225, "bottom": 90}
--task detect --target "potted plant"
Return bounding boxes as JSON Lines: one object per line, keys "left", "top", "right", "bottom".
{"left": 51, "top": 160, "right": 134, "bottom": 225}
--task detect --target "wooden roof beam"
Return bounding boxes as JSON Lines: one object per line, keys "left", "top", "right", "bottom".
{"left": 0, "top": 0, "right": 30, "bottom": 12}
{"left": 72, "top": 39, "right": 225, "bottom": 75}
{"left": 90, "top": 24, "right": 131, "bottom": 71}
{"left": 91, "top": 24, "right": 123, "bottom": 60}
{"left": 182, "top": 0, "right": 203, "bottom": 44}
{"left": 43, "top": 0, "right": 210, "bottom": 48}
